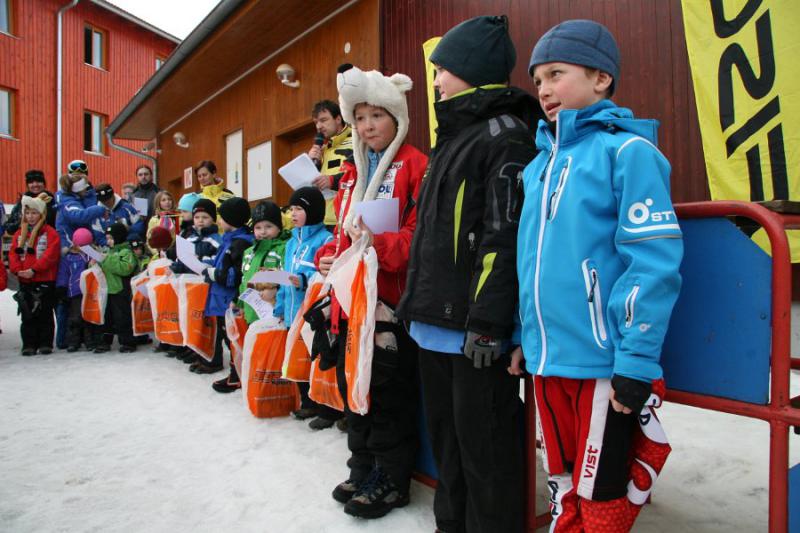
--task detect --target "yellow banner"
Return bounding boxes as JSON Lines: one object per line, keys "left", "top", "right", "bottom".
{"left": 681, "top": 0, "right": 800, "bottom": 260}
{"left": 422, "top": 37, "right": 442, "bottom": 148}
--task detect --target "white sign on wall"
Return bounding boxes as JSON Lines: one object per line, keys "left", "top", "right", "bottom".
{"left": 226, "top": 129, "right": 243, "bottom": 197}
{"left": 247, "top": 141, "right": 272, "bottom": 201}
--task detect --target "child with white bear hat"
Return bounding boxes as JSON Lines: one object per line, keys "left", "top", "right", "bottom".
{"left": 315, "top": 64, "right": 428, "bottom": 519}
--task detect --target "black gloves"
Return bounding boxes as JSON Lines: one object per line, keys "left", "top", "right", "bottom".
{"left": 611, "top": 374, "right": 652, "bottom": 414}
{"left": 463, "top": 331, "right": 503, "bottom": 369}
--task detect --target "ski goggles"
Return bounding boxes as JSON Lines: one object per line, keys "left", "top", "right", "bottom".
{"left": 67, "top": 160, "right": 88, "bottom": 175}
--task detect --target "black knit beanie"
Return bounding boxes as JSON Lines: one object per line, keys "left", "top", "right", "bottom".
{"left": 430, "top": 15, "right": 516, "bottom": 87}
{"left": 251, "top": 200, "right": 283, "bottom": 230}
{"left": 192, "top": 198, "right": 217, "bottom": 221}
{"left": 106, "top": 222, "right": 128, "bottom": 245}
{"left": 289, "top": 187, "right": 325, "bottom": 226}
{"left": 218, "top": 197, "right": 251, "bottom": 228}
{"left": 25, "top": 169, "right": 45, "bottom": 184}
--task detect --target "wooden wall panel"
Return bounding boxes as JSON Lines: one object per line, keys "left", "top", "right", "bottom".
{"left": 155, "top": 0, "right": 380, "bottom": 207}
{"left": 382, "top": 0, "right": 710, "bottom": 203}
{"left": 0, "top": 0, "right": 176, "bottom": 204}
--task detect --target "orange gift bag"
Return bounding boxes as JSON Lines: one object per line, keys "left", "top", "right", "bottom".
{"left": 130, "top": 272, "right": 154, "bottom": 335}
{"left": 327, "top": 235, "right": 378, "bottom": 415}
{"left": 177, "top": 274, "right": 216, "bottom": 362}
{"left": 147, "top": 275, "right": 183, "bottom": 346}
{"left": 282, "top": 273, "right": 326, "bottom": 382}
{"left": 147, "top": 258, "right": 172, "bottom": 277}
{"left": 241, "top": 317, "right": 299, "bottom": 418}
{"left": 225, "top": 307, "right": 249, "bottom": 378}
{"left": 308, "top": 358, "right": 345, "bottom": 411}
{"left": 79, "top": 265, "right": 107, "bottom": 325}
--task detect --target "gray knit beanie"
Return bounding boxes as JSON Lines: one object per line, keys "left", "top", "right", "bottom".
{"left": 529, "top": 19, "right": 620, "bottom": 95}
{"left": 430, "top": 15, "right": 516, "bottom": 87}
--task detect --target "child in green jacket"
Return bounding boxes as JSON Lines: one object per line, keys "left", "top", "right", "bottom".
{"left": 93, "top": 223, "right": 137, "bottom": 353}
{"left": 212, "top": 201, "right": 289, "bottom": 393}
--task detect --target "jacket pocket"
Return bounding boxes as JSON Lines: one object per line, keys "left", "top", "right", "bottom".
{"left": 581, "top": 259, "right": 608, "bottom": 349}
{"left": 624, "top": 284, "right": 640, "bottom": 328}
{"left": 547, "top": 156, "right": 572, "bottom": 221}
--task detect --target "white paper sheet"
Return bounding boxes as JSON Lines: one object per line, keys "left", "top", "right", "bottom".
{"left": 277, "top": 153, "right": 335, "bottom": 200}
{"left": 352, "top": 198, "right": 399, "bottom": 234}
{"left": 80, "top": 245, "right": 106, "bottom": 263}
{"left": 239, "top": 288, "right": 275, "bottom": 320}
{"left": 133, "top": 197, "right": 149, "bottom": 216}
{"left": 176, "top": 236, "right": 208, "bottom": 274}
{"left": 248, "top": 270, "right": 295, "bottom": 286}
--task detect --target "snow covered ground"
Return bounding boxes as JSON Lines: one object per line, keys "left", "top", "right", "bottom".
{"left": 0, "top": 289, "right": 797, "bottom": 532}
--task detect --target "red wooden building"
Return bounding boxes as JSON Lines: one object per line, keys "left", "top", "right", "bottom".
{"left": 0, "top": 0, "right": 178, "bottom": 204}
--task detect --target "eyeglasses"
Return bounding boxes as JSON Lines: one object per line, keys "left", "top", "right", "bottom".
{"left": 68, "top": 160, "right": 88, "bottom": 174}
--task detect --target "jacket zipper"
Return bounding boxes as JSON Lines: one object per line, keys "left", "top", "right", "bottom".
{"left": 289, "top": 227, "right": 304, "bottom": 317}
{"left": 547, "top": 156, "right": 572, "bottom": 220}
{"left": 534, "top": 125, "right": 558, "bottom": 374}
{"left": 625, "top": 285, "right": 640, "bottom": 328}
{"left": 581, "top": 259, "right": 608, "bottom": 349}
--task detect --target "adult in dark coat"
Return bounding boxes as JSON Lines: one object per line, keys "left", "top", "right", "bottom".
{"left": 131, "top": 164, "right": 161, "bottom": 220}
{"left": 6, "top": 170, "right": 57, "bottom": 236}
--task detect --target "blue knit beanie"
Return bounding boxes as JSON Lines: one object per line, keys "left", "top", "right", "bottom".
{"left": 430, "top": 15, "right": 516, "bottom": 87}
{"left": 177, "top": 192, "right": 200, "bottom": 212}
{"left": 529, "top": 20, "right": 620, "bottom": 95}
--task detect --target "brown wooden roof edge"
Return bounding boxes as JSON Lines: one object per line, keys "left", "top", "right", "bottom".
{"left": 106, "top": 0, "right": 248, "bottom": 140}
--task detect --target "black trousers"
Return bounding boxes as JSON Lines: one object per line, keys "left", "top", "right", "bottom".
{"left": 17, "top": 283, "right": 55, "bottom": 350}
{"left": 95, "top": 291, "right": 135, "bottom": 347}
{"left": 65, "top": 295, "right": 91, "bottom": 348}
{"left": 418, "top": 348, "right": 524, "bottom": 533}
{"left": 211, "top": 315, "right": 229, "bottom": 368}
{"left": 336, "top": 320, "right": 419, "bottom": 494}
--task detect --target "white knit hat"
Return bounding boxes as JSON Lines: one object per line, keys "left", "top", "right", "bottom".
{"left": 337, "top": 65, "right": 412, "bottom": 228}
{"left": 21, "top": 194, "right": 47, "bottom": 215}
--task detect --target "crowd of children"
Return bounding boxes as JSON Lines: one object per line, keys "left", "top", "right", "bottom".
{"left": 5, "top": 17, "right": 683, "bottom": 533}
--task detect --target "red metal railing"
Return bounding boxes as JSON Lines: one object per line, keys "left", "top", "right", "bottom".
{"left": 525, "top": 201, "right": 800, "bottom": 532}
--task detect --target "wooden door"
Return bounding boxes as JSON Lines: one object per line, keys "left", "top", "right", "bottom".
{"left": 272, "top": 121, "right": 316, "bottom": 207}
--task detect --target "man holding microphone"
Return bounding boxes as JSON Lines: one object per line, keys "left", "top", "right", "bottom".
{"left": 308, "top": 100, "right": 353, "bottom": 228}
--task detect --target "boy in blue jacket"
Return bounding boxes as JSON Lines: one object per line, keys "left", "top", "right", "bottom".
{"left": 274, "top": 187, "right": 331, "bottom": 423}
{"left": 515, "top": 20, "right": 683, "bottom": 531}
{"left": 200, "top": 197, "right": 253, "bottom": 376}
{"left": 92, "top": 184, "right": 146, "bottom": 246}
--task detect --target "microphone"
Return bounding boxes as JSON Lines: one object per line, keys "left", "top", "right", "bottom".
{"left": 311, "top": 132, "right": 325, "bottom": 169}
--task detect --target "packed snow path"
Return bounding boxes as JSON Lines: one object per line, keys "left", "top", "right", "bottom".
{"left": 0, "top": 290, "right": 796, "bottom": 532}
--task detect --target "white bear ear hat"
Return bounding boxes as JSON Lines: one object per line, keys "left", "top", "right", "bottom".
{"left": 336, "top": 64, "right": 412, "bottom": 228}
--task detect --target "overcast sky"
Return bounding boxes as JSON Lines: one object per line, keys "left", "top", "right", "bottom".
{"left": 108, "top": 0, "right": 220, "bottom": 40}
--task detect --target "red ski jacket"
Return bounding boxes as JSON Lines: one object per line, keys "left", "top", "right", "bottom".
{"left": 315, "top": 143, "right": 427, "bottom": 331}
{"left": 9, "top": 224, "right": 61, "bottom": 283}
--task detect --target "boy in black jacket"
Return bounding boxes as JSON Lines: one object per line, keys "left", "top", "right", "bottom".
{"left": 395, "top": 15, "right": 541, "bottom": 533}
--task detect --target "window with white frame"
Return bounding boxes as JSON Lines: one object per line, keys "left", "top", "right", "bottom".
{"left": 84, "top": 25, "right": 106, "bottom": 69}
{"left": 155, "top": 56, "right": 165, "bottom": 70}
{"left": 0, "top": 88, "right": 13, "bottom": 137}
{"left": 83, "top": 111, "right": 105, "bottom": 153}
{"left": 0, "top": 0, "right": 11, "bottom": 35}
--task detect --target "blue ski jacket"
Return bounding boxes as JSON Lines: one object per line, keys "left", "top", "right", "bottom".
{"left": 517, "top": 100, "right": 683, "bottom": 383}
{"left": 274, "top": 223, "right": 332, "bottom": 325}
{"left": 91, "top": 195, "right": 146, "bottom": 246}
{"left": 204, "top": 227, "right": 254, "bottom": 317}
{"left": 55, "top": 188, "right": 106, "bottom": 250}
